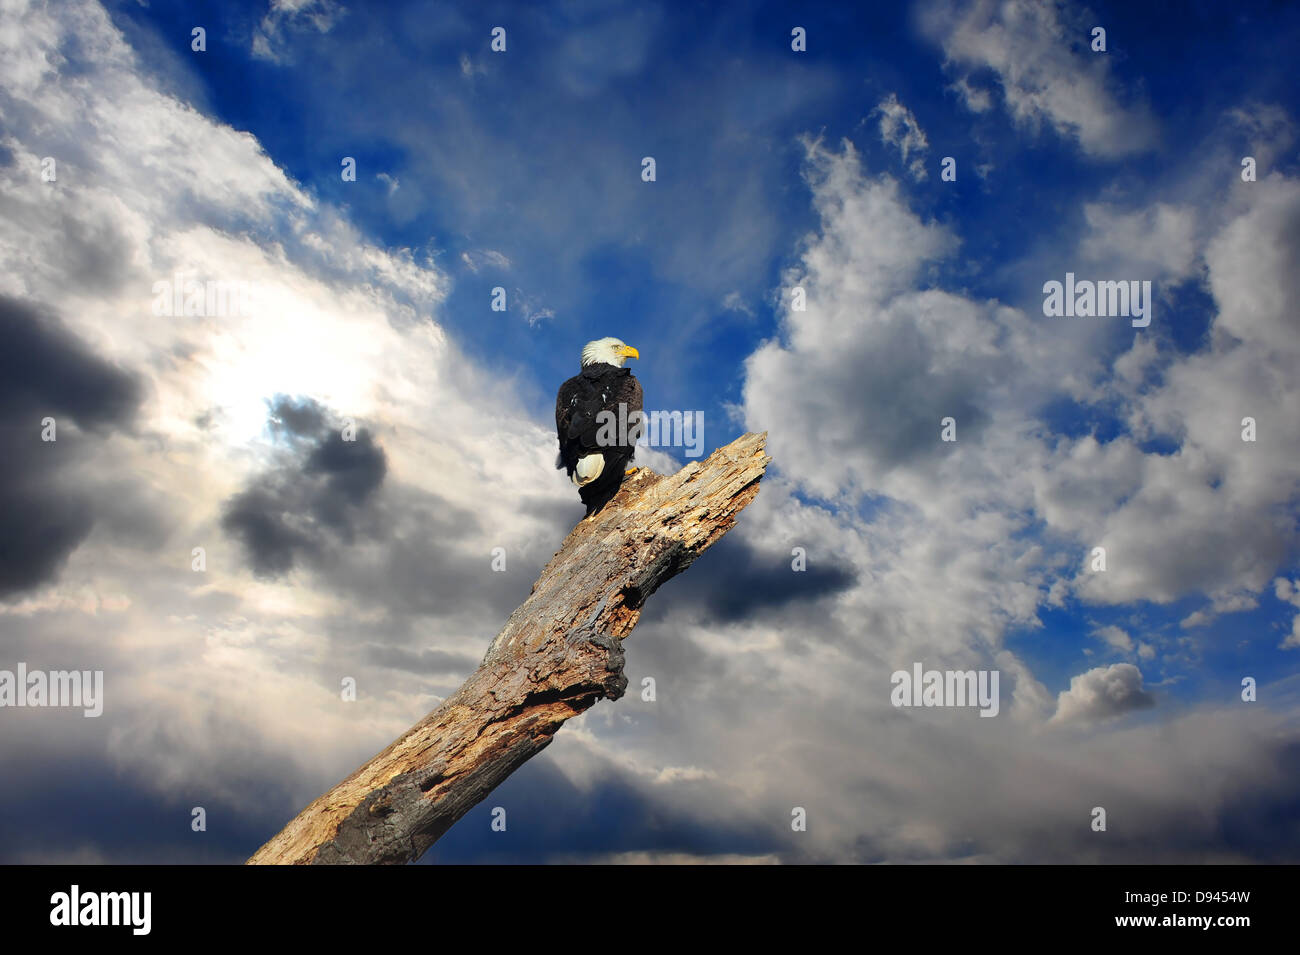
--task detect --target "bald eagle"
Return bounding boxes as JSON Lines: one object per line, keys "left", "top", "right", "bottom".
{"left": 556, "top": 337, "right": 643, "bottom": 516}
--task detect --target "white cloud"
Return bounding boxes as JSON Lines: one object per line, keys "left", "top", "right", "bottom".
{"left": 460, "top": 249, "right": 511, "bottom": 273}
{"left": 1080, "top": 202, "right": 1200, "bottom": 283}
{"left": 252, "top": 0, "right": 343, "bottom": 63}
{"left": 1180, "top": 591, "right": 1258, "bottom": 629}
{"left": 1052, "top": 663, "right": 1155, "bottom": 725}
{"left": 921, "top": 0, "right": 1158, "bottom": 157}
{"left": 1227, "top": 103, "right": 1297, "bottom": 172}
{"left": 873, "top": 93, "right": 930, "bottom": 181}
{"left": 721, "top": 290, "right": 753, "bottom": 316}
{"left": 1070, "top": 174, "right": 1300, "bottom": 606}
{"left": 1275, "top": 578, "right": 1300, "bottom": 650}
{"left": 1092, "top": 624, "right": 1134, "bottom": 654}
{"left": 947, "top": 75, "right": 992, "bottom": 113}
{"left": 740, "top": 128, "right": 1299, "bottom": 666}
{"left": 459, "top": 52, "right": 486, "bottom": 79}
{"left": 510, "top": 287, "right": 554, "bottom": 326}
{"left": 652, "top": 765, "right": 716, "bottom": 785}
{"left": 682, "top": 130, "right": 1300, "bottom": 858}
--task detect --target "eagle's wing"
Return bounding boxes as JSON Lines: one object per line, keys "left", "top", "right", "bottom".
{"left": 555, "top": 373, "right": 582, "bottom": 471}
{"left": 556, "top": 366, "right": 642, "bottom": 473}
{"left": 618, "top": 372, "right": 644, "bottom": 453}
{"left": 556, "top": 375, "right": 577, "bottom": 441}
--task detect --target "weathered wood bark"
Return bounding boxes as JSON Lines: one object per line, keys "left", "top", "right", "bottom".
{"left": 247, "top": 431, "right": 771, "bottom": 864}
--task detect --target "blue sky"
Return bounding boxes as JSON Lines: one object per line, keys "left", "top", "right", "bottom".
{"left": 1, "top": 0, "right": 1298, "bottom": 863}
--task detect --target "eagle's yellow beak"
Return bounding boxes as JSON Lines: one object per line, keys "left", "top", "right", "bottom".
{"left": 619, "top": 345, "right": 640, "bottom": 360}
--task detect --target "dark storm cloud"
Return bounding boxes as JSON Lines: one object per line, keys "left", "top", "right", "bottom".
{"left": 220, "top": 485, "right": 312, "bottom": 577}
{"left": 0, "top": 295, "right": 141, "bottom": 429}
{"left": 363, "top": 643, "right": 479, "bottom": 677}
{"left": 329, "top": 481, "right": 529, "bottom": 622}
{"left": 267, "top": 393, "right": 327, "bottom": 439}
{"left": 1211, "top": 741, "right": 1300, "bottom": 863}
{"left": 662, "top": 531, "right": 858, "bottom": 625}
{"left": 0, "top": 746, "right": 310, "bottom": 865}
{"left": 1, "top": 726, "right": 782, "bottom": 865}
{"left": 0, "top": 296, "right": 142, "bottom": 595}
{"left": 516, "top": 491, "right": 583, "bottom": 535}
{"left": 422, "top": 745, "right": 786, "bottom": 865}
{"left": 221, "top": 396, "right": 536, "bottom": 624}
{"left": 916, "top": 738, "right": 1300, "bottom": 864}
{"left": 221, "top": 396, "right": 388, "bottom": 576}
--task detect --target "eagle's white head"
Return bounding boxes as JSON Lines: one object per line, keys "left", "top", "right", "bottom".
{"left": 581, "top": 336, "right": 640, "bottom": 368}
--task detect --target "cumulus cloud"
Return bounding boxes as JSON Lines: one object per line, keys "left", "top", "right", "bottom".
{"left": 1052, "top": 663, "right": 1155, "bottom": 725}
{"left": 1069, "top": 174, "right": 1300, "bottom": 606}
{"left": 739, "top": 126, "right": 1298, "bottom": 664}
{"left": 1079, "top": 202, "right": 1200, "bottom": 283}
{"left": 1276, "top": 578, "right": 1300, "bottom": 650}
{"left": 741, "top": 136, "right": 1053, "bottom": 664}
{"left": 686, "top": 130, "right": 1300, "bottom": 859}
{"left": 0, "top": 296, "right": 142, "bottom": 595}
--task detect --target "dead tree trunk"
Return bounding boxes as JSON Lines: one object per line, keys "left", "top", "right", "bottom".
{"left": 247, "top": 431, "right": 771, "bottom": 864}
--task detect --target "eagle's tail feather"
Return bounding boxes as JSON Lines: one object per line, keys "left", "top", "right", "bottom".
{"left": 571, "top": 453, "right": 605, "bottom": 486}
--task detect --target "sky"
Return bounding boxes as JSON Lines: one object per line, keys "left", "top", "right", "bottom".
{"left": 0, "top": 0, "right": 1298, "bottom": 863}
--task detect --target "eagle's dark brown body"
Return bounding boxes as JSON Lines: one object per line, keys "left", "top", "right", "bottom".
{"left": 555, "top": 362, "right": 644, "bottom": 515}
